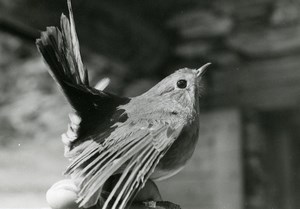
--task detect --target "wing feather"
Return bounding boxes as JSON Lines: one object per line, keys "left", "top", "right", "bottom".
{"left": 107, "top": 145, "right": 157, "bottom": 209}
{"left": 65, "top": 119, "right": 184, "bottom": 209}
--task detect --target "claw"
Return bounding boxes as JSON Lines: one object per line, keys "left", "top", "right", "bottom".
{"left": 144, "top": 200, "right": 157, "bottom": 208}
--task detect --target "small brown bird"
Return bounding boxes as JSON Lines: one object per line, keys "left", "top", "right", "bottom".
{"left": 36, "top": 1, "right": 210, "bottom": 209}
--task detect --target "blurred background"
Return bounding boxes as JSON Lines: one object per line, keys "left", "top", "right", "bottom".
{"left": 0, "top": 0, "right": 300, "bottom": 208}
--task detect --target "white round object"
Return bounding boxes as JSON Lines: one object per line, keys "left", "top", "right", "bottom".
{"left": 46, "top": 179, "right": 79, "bottom": 209}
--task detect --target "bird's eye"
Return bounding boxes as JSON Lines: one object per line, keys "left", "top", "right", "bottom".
{"left": 177, "top": 79, "right": 187, "bottom": 89}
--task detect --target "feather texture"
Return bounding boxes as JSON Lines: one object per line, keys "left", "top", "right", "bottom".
{"left": 65, "top": 119, "right": 184, "bottom": 208}
{"left": 36, "top": 1, "right": 204, "bottom": 209}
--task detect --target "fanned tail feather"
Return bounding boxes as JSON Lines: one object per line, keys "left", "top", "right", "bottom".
{"left": 36, "top": 0, "right": 129, "bottom": 156}
{"left": 36, "top": 0, "right": 95, "bottom": 115}
{"left": 67, "top": 0, "right": 85, "bottom": 81}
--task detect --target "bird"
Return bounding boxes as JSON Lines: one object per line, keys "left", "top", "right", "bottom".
{"left": 36, "top": 0, "right": 210, "bottom": 209}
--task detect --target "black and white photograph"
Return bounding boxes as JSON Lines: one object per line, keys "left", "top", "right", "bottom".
{"left": 0, "top": 0, "right": 300, "bottom": 209}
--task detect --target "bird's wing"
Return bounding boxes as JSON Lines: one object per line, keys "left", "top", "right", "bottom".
{"left": 65, "top": 118, "right": 185, "bottom": 209}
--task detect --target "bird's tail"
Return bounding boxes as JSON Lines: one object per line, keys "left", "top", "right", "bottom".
{"left": 36, "top": 0, "right": 93, "bottom": 115}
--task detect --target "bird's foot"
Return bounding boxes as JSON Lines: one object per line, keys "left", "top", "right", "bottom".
{"left": 143, "top": 200, "right": 157, "bottom": 208}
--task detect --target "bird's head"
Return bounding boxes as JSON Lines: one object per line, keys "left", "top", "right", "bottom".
{"left": 143, "top": 63, "right": 210, "bottom": 109}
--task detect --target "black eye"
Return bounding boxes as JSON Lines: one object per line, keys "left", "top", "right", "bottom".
{"left": 177, "top": 79, "right": 187, "bottom": 89}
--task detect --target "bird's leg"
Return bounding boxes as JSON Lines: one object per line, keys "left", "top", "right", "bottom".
{"left": 134, "top": 179, "right": 181, "bottom": 209}
{"left": 134, "top": 179, "right": 162, "bottom": 202}
{"left": 133, "top": 179, "right": 162, "bottom": 208}
{"left": 143, "top": 200, "right": 157, "bottom": 208}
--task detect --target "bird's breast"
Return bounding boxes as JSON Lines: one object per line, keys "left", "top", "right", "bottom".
{"left": 150, "top": 165, "right": 185, "bottom": 181}
{"left": 152, "top": 118, "right": 200, "bottom": 180}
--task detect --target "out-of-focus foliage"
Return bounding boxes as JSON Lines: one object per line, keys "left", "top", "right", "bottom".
{"left": 0, "top": 32, "right": 69, "bottom": 146}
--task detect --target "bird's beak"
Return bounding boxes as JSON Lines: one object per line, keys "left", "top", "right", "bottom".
{"left": 196, "top": 63, "right": 211, "bottom": 77}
